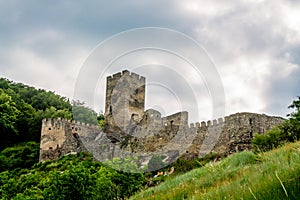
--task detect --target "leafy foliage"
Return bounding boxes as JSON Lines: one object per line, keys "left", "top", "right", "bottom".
{"left": 104, "top": 156, "right": 146, "bottom": 173}
{"left": 0, "top": 153, "right": 145, "bottom": 199}
{"left": 97, "top": 112, "right": 105, "bottom": 129}
{"left": 0, "top": 78, "right": 104, "bottom": 149}
{"left": 0, "top": 78, "right": 74, "bottom": 149}
{"left": 72, "top": 104, "right": 98, "bottom": 125}
{"left": 287, "top": 96, "right": 300, "bottom": 120}
{"left": 0, "top": 142, "right": 39, "bottom": 172}
{"left": 0, "top": 89, "right": 20, "bottom": 139}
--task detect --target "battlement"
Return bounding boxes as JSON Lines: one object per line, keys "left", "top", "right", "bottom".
{"left": 188, "top": 117, "right": 224, "bottom": 129}
{"left": 186, "top": 112, "right": 285, "bottom": 133}
{"left": 40, "top": 70, "right": 286, "bottom": 163}
{"left": 42, "top": 118, "right": 99, "bottom": 130}
{"left": 107, "top": 69, "right": 146, "bottom": 82}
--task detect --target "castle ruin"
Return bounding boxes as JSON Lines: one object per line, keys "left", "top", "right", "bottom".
{"left": 39, "top": 70, "right": 285, "bottom": 163}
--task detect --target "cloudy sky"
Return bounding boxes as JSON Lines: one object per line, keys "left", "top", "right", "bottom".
{"left": 1, "top": 0, "right": 299, "bottom": 123}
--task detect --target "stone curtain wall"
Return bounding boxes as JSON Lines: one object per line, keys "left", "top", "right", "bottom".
{"left": 39, "top": 112, "right": 284, "bottom": 162}
{"left": 188, "top": 112, "right": 285, "bottom": 158}
{"left": 39, "top": 70, "right": 285, "bottom": 162}
{"left": 132, "top": 112, "right": 284, "bottom": 158}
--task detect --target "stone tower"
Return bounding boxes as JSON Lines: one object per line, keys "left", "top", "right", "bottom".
{"left": 104, "top": 70, "right": 145, "bottom": 141}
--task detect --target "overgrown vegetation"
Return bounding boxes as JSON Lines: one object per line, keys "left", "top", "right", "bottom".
{"left": 0, "top": 142, "right": 39, "bottom": 172}
{"left": 0, "top": 152, "right": 145, "bottom": 199}
{"left": 131, "top": 141, "right": 300, "bottom": 200}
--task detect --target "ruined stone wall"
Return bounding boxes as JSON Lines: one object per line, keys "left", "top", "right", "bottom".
{"left": 39, "top": 118, "right": 100, "bottom": 162}
{"left": 186, "top": 112, "right": 285, "bottom": 158}
{"left": 39, "top": 70, "right": 286, "bottom": 163}
{"left": 130, "top": 112, "right": 284, "bottom": 159}
{"left": 40, "top": 112, "right": 285, "bottom": 162}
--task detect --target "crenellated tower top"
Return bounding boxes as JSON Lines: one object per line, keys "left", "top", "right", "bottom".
{"left": 104, "top": 70, "right": 146, "bottom": 140}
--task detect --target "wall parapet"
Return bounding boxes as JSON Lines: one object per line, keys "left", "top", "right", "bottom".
{"left": 107, "top": 69, "right": 146, "bottom": 82}
{"left": 42, "top": 118, "right": 100, "bottom": 130}
{"left": 189, "top": 112, "right": 285, "bottom": 130}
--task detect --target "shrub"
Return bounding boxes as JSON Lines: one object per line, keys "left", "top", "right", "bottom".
{"left": 252, "top": 119, "right": 300, "bottom": 153}
{"left": 0, "top": 152, "right": 145, "bottom": 199}
{"left": 0, "top": 142, "right": 39, "bottom": 172}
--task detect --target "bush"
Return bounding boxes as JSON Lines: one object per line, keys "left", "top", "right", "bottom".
{"left": 252, "top": 126, "right": 284, "bottom": 152}
{"left": 0, "top": 142, "right": 39, "bottom": 172}
{"left": 252, "top": 120, "right": 300, "bottom": 153}
{"left": 0, "top": 153, "right": 145, "bottom": 199}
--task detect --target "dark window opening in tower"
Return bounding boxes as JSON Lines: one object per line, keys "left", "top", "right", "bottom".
{"left": 249, "top": 118, "right": 253, "bottom": 125}
{"left": 170, "top": 120, "right": 174, "bottom": 129}
{"left": 110, "top": 106, "right": 112, "bottom": 114}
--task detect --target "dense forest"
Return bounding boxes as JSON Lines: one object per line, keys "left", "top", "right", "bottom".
{"left": 0, "top": 78, "right": 72, "bottom": 148}
{"left": 0, "top": 77, "right": 299, "bottom": 199}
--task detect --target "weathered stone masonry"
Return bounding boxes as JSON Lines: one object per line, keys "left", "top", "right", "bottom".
{"left": 39, "top": 118, "right": 99, "bottom": 162}
{"left": 39, "top": 70, "right": 285, "bottom": 162}
{"left": 104, "top": 70, "right": 145, "bottom": 141}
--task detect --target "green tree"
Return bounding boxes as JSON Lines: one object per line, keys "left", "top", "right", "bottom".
{"left": 0, "top": 89, "right": 20, "bottom": 147}
{"left": 287, "top": 96, "right": 300, "bottom": 120}
{"left": 282, "top": 96, "right": 300, "bottom": 142}
{"left": 97, "top": 111, "right": 105, "bottom": 129}
{"left": 0, "top": 77, "right": 73, "bottom": 145}
{"left": 72, "top": 102, "right": 98, "bottom": 125}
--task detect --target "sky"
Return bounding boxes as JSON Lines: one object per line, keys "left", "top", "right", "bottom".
{"left": 1, "top": 0, "right": 299, "bottom": 123}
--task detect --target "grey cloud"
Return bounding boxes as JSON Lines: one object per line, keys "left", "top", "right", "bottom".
{"left": 263, "top": 60, "right": 300, "bottom": 116}
{"left": 0, "top": 0, "right": 299, "bottom": 122}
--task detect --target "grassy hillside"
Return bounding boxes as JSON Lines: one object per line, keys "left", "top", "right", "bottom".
{"left": 130, "top": 141, "right": 300, "bottom": 200}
